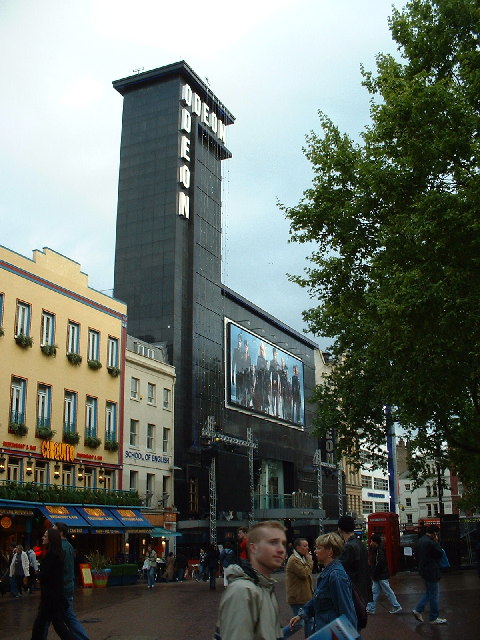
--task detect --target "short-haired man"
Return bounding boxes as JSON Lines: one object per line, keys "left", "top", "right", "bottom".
{"left": 43, "top": 522, "right": 90, "bottom": 640}
{"left": 366, "top": 534, "right": 402, "bottom": 614}
{"left": 217, "top": 521, "right": 286, "bottom": 640}
{"left": 412, "top": 524, "right": 447, "bottom": 624}
{"left": 282, "top": 538, "right": 313, "bottom": 638}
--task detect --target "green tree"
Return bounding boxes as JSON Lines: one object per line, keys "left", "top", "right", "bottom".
{"left": 281, "top": 0, "right": 480, "bottom": 507}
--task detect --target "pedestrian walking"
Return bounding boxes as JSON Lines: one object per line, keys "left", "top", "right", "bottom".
{"left": 9, "top": 544, "right": 29, "bottom": 598}
{"left": 412, "top": 524, "right": 447, "bottom": 624}
{"left": 219, "top": 541, "right": 236, "bottom": 588}
{"left": 165, "top": 552, "right": 176, "bottom": 582}
{"left": 30, "top": 528, "right": 75, "bottom": 640}
{"left": 282, "top": 538, "right": 314, "bottom": 638}
{"left": 366, "top": 533, "right": 401, "bottom": 614}
{"left": 144, "top": 544, "right": 157, "bottom": 589}
{"left": 42, "top": 522, "right": 90, "bottom": 640}
{"left": 237, "top": 526, "right": 249, "bottom": 561}
{"left": 206, "top": 543, "right": 220, "bottom": 590}
{"left": 196, "top": 547, "right": 208, "bottom": 582}
{"left": 26, "top": 546, "right": 39, "bottom": 593}
{"left": 337, "top": 515, "right": 371, "bottom": 632}
{"left": 217, "top": 520, "right": 286, "bottom": 640}
{"left": 289, "top": 532, "right": 358, "bottom": 637}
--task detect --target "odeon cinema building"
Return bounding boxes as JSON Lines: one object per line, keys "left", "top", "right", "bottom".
{"left": 113, "top": 61, "right": 333, "bottom": 547}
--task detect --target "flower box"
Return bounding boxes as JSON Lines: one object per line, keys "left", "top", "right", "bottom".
{"left": 104, "top": 440, "right": 120, "bottom": 452}
{"left": 63, "top": 431, "right": 80, "bottom": 445}
{"left": 107, "top": 365, "right": 121, "bottom": 377}
{"left": 66, "top": 352, "right": 82, "bottom": 365}
{"left": 41, "top": 343, "right": 57, "bottom": 356}
{"left": 9, "top": 423, "right": 28, "bottom": 436}
{"left": 84, "top": 435, "right": 102, "bottom": 449}
{"left": 15, "top": 334, "right": 33, "bottom": 348}
{"left": 37, "top": 426, "right": 55, "bottom": 440}
{"left": 87, "top": 359, "right": 102, "bottom": 370}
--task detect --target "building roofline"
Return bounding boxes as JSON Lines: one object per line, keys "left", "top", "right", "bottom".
{"left": 113, "top": 60, "right": 235, "bottom": 125}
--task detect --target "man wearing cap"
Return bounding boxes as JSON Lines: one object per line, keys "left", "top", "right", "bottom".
{"left": 412, "top": 524, "right": 447, "bottom": 624}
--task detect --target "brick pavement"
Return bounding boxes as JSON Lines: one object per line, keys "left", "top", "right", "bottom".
{"left": 0, "top": 569, "right": 478, "bottom": 640}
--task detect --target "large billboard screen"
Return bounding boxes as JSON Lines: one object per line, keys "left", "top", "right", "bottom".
{"left": 226, "top": 321, "right": 305, "bottom": 428}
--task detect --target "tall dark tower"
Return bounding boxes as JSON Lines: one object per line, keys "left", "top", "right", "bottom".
{"left": 113, "top": 62, "right": 235, "bottom": 512}
{"left": 113, "top": 62, "right": 326, "bottom": 537}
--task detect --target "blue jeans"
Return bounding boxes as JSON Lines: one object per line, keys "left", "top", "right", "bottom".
{"left": 65, "top": 598, "right": 90, "bottom": 640}
{"left": 282, "top": 604, "right": 313, "bottom": 638}
{"left": 415, "top": 580, "right": 439, "bottom": 621}
{"left": 42, "top": 596, "right": 90, "bottom": 640}
{"left": 367, "top": 579, "right": 400, "bottom": 612}
{"left": 147, "top": 566, "right": 156, "bottom": 588}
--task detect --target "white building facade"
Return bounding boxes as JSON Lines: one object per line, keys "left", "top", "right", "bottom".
{"left": 122, "top": 336, "right": 176, "bottom": 513}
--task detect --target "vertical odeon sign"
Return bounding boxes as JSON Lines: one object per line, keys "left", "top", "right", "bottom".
{"left": 177, "top": 83, "right": 227, "bottom": 220}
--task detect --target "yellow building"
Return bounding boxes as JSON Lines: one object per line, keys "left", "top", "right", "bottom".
{"left": 0, "top": 246, "right": 145, "bottom": 553}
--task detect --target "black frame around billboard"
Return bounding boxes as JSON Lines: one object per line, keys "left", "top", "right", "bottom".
{"left": 226, "top": 320, "right": 305, "bottom": 428}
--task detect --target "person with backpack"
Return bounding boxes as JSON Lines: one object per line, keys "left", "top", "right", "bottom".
{"left": 26, "top": 546, "right": 39, "bottom": 593}
{"left": 217, "top": 521, "right": 286, "bottom": 640}
{"left": 219, "top": 541, "right": 236, "bottom": 588}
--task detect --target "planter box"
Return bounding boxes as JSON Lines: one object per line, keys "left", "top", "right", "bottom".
{"left": 106, "top": 564, "right": 138, "bottom": 587}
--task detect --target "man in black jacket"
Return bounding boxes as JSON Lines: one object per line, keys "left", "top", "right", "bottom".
{"left": 338, "top": 515, "right": 372, "bottom": 603}
{"left": 412, "top": 524, "right": 447, "bottom": 624}
{"left": 366, "top": 534, "right": 401, "bottom": 614}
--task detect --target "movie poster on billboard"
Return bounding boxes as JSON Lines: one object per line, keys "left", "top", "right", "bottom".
{"left": 226, "top": 321, "right": 305, "bottom": 428}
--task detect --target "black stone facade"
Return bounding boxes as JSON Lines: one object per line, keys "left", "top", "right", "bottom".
{"left": 113, "top": 62, "right": 322, "bottom": 526}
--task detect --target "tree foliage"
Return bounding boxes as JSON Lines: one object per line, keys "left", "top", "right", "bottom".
{"left": 281, "top": 0, "right": 480, "bottom": 507}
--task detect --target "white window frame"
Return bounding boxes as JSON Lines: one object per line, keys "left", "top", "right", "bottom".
{"left": 41, "top": 311, "right": 55, "bottom": 346}
{"left": 64, "top": 391, "right": 77, "bottom": 433}
{"left": 88, "top": 329, "right": 100, "bottom": 361}
{"left": 147, "top": 382, "right": 156, "bottom": 405}
{"left": 15, "top": 301, "right": 31, "bottom": 336}
{"left": 84, "top": 468, "right": 93, "bottom": 489}
{"left": 85, "top": 396, "right": 97, "bottom": 437}
{"left": 129, "top": 419, "right": 139, "bottom": 446}
{"left": 162, "top": 427, "right": 169, "bottom": 454}
{"left": 105, "top": 402, "right": 117, "bottom": 441}
{"left": 62, "top": 465, "right": 73, "bottom": 487}
{"left": 10, "top": 377, "right": 26, "bottom": 425}
{"left": 362, "top": 500, "right": 373, "bottom": 514}
{"left": 35, "top": 462, "right": 46, "bottom": 484}
{"left": 129, "top": 470, "right": 138, "bottom": 491}
{"left": 107, "top": 336, "right": 119, "bottom": 367}
{"left": 130, "top": 377, "right": 139, "bottom": 400}
{"left": 7, "top": 458, "right": 20, "bottom": 482}
{"left": 67, "top": 321, "right": 80, "bottom": 354}
{"left": 37, "top": 384, "right": 51, "bottom": 429}
{"left": 146, "top": 424, "right": 155, "bottom": 450}
{"left": 163, "top": 387, "right": 171, "bottom": 409}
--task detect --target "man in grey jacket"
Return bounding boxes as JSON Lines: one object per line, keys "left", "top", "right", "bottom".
{"left": 217, "top": 520, "right": 286, "bottom": 640}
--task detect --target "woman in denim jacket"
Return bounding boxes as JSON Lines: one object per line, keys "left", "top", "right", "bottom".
{"left": 289, "top": 532, "right": 357, "bottom": 634}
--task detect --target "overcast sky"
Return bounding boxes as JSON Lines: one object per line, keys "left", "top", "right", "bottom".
{"left": 0, "top": 0, "right": 404, "bottom": 351}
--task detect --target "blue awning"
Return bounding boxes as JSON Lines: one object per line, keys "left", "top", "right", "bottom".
{"left": 151, "top": 526, "right": 182, "bottom": 537}
{"left": 37, "top": 505, "right": 90, "bottom": 530}
{"left": 109, "top": 508, "right": 153, "bottom": 532}
{"left": 75, "top": 506, "right": 125, "bottom": 531}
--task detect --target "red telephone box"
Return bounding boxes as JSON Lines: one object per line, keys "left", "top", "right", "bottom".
{"left": 367, "top": 512, "right": 400, "bottom": 576}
